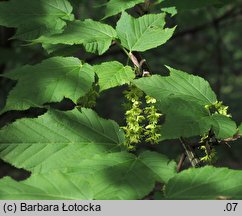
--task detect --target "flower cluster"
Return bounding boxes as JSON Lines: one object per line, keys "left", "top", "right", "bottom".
{"left": 199, "top": 145, "right": 217, "bottom": 164}
{"left": 201, "top": 101, "right": 231, "bottom": 163}
{"left": 205, "top": 101, "right": 231, "bottom": 117}
{"left": 199, "top": 133, "right": 217, "bottom": 164}
{"left": 122, "top": 86, "right": 162, "bottom": 149}
{"left": 122, "top": 86, "right": 145, "bottom": 150}
{"left": 144, "top": 96, "right": 162, "bottom": 144}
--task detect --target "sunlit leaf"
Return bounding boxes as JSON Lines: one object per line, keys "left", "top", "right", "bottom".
{"left": 36, "top": 20, "right": 117, "bottom": 55}
{"left": 133, "top": 66, "right": 217, "bottom": 105}
{"left": 1, "top": 57, "right": 94, "bottom": 112}
{"left": 94, "top": 61, "right": 135, "bottom": 91}
{"left": 116, "top": 12, "right": 175, "bottom": 52}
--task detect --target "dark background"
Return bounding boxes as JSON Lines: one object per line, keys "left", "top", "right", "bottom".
{"left": 0, "top": 0, "right": 242, "bottom": 180}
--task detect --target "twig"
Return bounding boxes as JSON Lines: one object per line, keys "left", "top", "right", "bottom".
{"left": 180, "top": 137, "right": 201, "bottom": 168}
{"left": 177, "top": 153, "right": 186, "bottom": 172}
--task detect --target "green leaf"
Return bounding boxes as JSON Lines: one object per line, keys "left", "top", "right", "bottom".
{"left": 103, "top": 0, "right": 144, "bottom": 19}
{"left": 116, "top": 12, "right": 175, "bottom": 52}
{"left": 165, "top": 166, "right": 242, "bottom": 199}
{"left": 0, "top": 108, "right": 124, "bottom": 173}
{"left": 37, "top": 20, "right": 117, "bottom": 55}
{"left": 209, "top": 114, "right": 237, "bottom": 139}
{"left": 0, "top": 0, "right": 74, "bottom": 40}
{"left": 67, "top": 150, "right": 176, "bottom": 199}
{"left": 0, "top": 150, "right": 176, "bottom": 200}
{"left": 0, "top": 172, "right": 93, "bottom": 200}
{"left": 86, "top": 152, "right": 176, "bottom": 199}
{"left": 133, "top": 67, "right": 217, "bottom": 105}
{"left": 94, "top": 61, "right": 135, "bottom": 92}
{"left": 0, "top": 106, "right": 177, "bottom": 199}
{"left": 1, "top": 57, "right": 95, "bottom": 112}
{"left": 157, "top": 98, "right": 237, "bottom": 140}
{"left": 161, "top": 7, "right": 177, "bottom": 16}
{"left": 0, "top": 106, "right": 176, "bottom": 199}
{"left": 138, "top": 151, "right": 177, "bottom": 183}
{"left": 133, "top": 68, "right": 238, "bottom": 140}
{"left": 42, "top": 43, "right": 81, "bottom": 56}
{"left": 157, "top": 98, "right": 211, "bottom": 140}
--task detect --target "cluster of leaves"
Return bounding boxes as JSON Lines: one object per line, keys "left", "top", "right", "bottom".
{"left": 0, "top": 0, "right": 241, "bottom": 200}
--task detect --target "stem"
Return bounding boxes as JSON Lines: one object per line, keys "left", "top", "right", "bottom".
{"left": 180, "top": 137, "right": 201, "bottom": 168}
{"left": 122, "top": 47, "right": 130, "bottom": 58}
{"left": 111, "top": 41, "right": 152, "bottom": 78}
{"left": 177, "top": 153, "right": 186, "bottom": 173}
{"left": 115, "top": 40, "right": 130, "bottom": 58}
{"left": 126, "top": 56, "right": 130, "bottom": 65}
